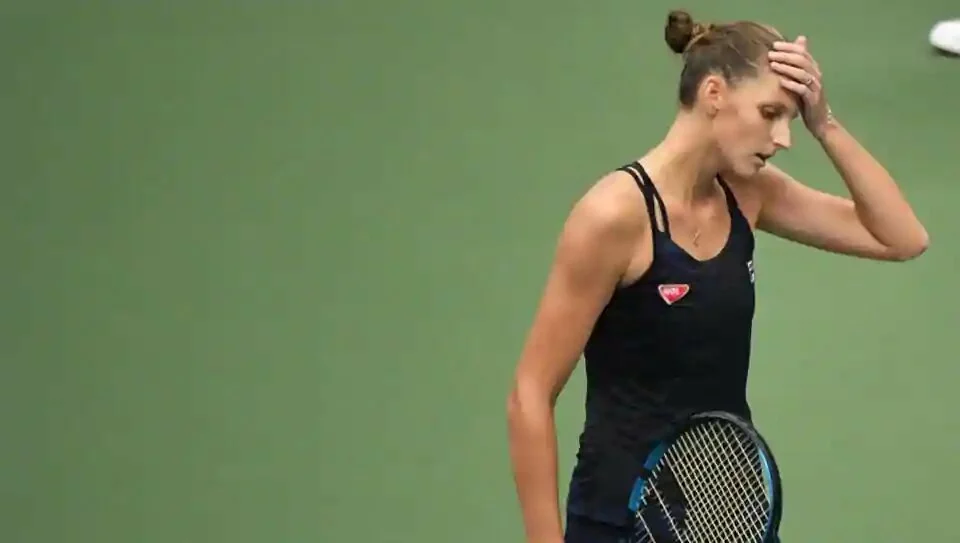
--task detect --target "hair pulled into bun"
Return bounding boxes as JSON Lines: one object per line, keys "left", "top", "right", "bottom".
{"left": 661, "top": 9, "right": 785, "bottom": 106}
{"left": 664, "top": 9, "right": 714, "bottom": 54}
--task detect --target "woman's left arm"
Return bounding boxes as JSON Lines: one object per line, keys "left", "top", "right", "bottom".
{"left": 756, "top": 36, "right": 929, "bottom": 261}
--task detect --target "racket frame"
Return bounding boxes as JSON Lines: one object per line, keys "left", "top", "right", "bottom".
{"left": 627, "top": 410, "right": 784, "bottom": 542}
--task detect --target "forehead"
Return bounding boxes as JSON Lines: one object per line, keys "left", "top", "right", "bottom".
{"left": 733, "top": 68, "right": 800, "bottom": 114}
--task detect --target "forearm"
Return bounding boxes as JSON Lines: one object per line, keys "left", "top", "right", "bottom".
{"left": 816, "top": 116, "right": 929, "bottom": 255}
{"left": 507, "top": 390, "right": 564, "bottom": 543}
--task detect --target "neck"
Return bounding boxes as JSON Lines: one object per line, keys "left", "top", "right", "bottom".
{"left": 643, "top": 111, "right": 721, "bottom": 203}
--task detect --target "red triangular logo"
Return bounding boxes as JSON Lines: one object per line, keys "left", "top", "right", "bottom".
{"left": 658, "top": 284, "right": 690, "bottom": 305}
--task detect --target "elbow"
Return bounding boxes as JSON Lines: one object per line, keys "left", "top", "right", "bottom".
{"left": 506, "top": 387, "right": 529, "bottom": 446}
{"left": 506, "top": 378, "right": 554, "bottom": 430}
{"left": 506, "top": 386, "right": 522, "bottom": 423}
{"left": 506, "top": 384, "right": 534, "bottom": 425}
{"left": 891, "top": 228, "right": 930, "bottom": 261}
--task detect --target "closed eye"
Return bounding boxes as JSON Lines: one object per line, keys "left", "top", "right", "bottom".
{"left": 760, "top": 107, "right": 781, "bottom": 120}
{"left": 760, "top": 103, "right": 798, "bottom": 121}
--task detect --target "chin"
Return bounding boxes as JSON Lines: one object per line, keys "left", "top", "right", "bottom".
{"left": 719, "top": 154, "right": 764, "bottom": 179}
{"left": 736, "top": 157, "right": 766, "bottom": 178}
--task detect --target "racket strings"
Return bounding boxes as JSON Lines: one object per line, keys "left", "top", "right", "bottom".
{"left": 641, "top": 476, "right": 684, "bottom": 540}
{"left": 681, "top": 425, "right": 768, "bottom": 540}
{"left": 634, "top": 420, "right": 772, "bottom": 543}
{"left": 667, "top": 435, "right": 752, "bottom": 542}
{"left": 675, "top": 423, "right": 768, "bottom": 541}
{"left": 695, "top": 425, "right": 766, "bottom": 533}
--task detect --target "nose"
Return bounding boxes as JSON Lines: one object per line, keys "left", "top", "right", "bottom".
{"left": 773, "top": 122, "right": 792, "bottom": 150}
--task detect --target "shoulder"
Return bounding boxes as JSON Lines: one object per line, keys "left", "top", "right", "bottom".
{"left": 550, "top": 168, "right": 650, "bottom": 283}
{"left": 562, "top": 168, "right": 649, "bottom": 246}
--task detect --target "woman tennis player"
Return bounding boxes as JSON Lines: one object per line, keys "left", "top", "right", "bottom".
{"left": 506, "top": 9, "right": 928, "bottom": 543}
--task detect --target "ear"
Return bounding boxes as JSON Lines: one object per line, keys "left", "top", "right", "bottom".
{"left": 698, "top": 74, "right": 727, "bottom": 117}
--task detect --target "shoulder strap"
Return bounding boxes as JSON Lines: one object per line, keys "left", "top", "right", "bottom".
{"left": 716, "top": 175, "right": 749, "bottom": 228}
{"left": 619, "top": 162, "right": 670, "bottom": 235}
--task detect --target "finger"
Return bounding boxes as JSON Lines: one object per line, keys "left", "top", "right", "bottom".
{"left": 768, "top": 51, "right": 809, "bottom": 65}
{"left": 768, "top": 51, "right": 813, "bottom": 70}
{"left": 809, "top": 55, "right": 821, "bottom": 75}
{"left": 773, "top": 42, "right": 815, "bottom": 67}
{"left": 782, "top": 37, "right": 823, "bottom": 85}
{"left": 794, "top": 36, "right": 819, "bottom": 68}
{"left": 770, "top": 61, "right": 813, "bottom": 84}
{"left": 772, "top": 41, "right": 807, "bottom": 54}
{"left": 778, "top": 76, "right": 810, "bottom": 97}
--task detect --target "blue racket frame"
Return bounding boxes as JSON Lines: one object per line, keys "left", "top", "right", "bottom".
{"left": 627, "top": 411, "right": 784, "bottom": 543}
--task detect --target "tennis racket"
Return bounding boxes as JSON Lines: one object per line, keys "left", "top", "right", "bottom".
{"left": 627, "top": 411, "right": 783, "bottom": 543}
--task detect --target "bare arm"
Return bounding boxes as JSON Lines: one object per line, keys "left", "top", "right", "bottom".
{"left": 760, "top": 37, "right": 929, "bottom": 261}
{"left": 756, "top": 119, "right": 929, "bottom": 261}
{"left": 507, "top": 177, "right": 643, "bottom": 543}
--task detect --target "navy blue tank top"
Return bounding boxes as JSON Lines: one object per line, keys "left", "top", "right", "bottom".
{"left": 565, "top": 161, "right": 757, "bottom": 526}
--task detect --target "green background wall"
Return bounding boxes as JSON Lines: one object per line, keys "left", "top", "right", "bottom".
{"left": 2, "top": 1, "right": 957, "bottom": 541}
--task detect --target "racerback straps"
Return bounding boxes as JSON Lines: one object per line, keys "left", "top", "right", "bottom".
{"left": 620, "top": 162, "right": 671, "bottom": 236}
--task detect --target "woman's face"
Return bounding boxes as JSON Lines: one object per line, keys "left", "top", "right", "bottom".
{"left": 709, "top": 68, "right": 799, "bottom": 177}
